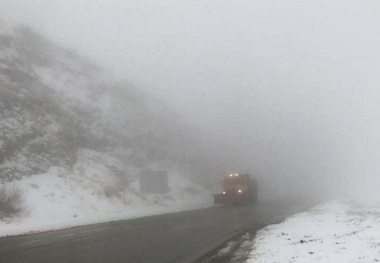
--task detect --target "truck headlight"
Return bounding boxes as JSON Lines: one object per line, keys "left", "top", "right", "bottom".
{"left": 238, "top": 189, "right": 242, "bottom": 193}
{"left": 222, "top": 191, "right": 226, "bottom": 194}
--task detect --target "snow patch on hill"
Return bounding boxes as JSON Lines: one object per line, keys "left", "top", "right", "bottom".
{"left": 0, "top": 152, "right": 212, "bottom": 237}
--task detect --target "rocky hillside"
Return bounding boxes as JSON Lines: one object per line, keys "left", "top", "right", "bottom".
{"left": 0, "top": 24, "right": 209, "bottom": 184}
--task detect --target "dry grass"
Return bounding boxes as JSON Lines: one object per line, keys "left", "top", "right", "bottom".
{"left": 0, "top": 184, "right": 24, "bottom": 217}
{"left": 102, "top": 175, "right": 139, "bottom": 205}
{"left": 103, "top": 184, "right": 122, "bottom": 199}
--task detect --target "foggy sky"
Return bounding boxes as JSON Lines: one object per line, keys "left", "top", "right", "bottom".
{"left": 2, "top": 0, "right": 380, "bottom": 200}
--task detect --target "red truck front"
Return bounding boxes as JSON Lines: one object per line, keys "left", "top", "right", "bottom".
{"left": 214, "top": 173, "right": 258, "bottom": 205}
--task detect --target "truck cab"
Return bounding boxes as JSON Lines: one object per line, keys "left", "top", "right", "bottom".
{"left": 214, "top": 173, "right": 258, "bottom": 205}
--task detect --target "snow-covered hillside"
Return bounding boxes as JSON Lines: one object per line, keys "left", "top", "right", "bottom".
{"left": 0, "top": 161, "right": 212, "bottom": 237}
{"left": 0, "top": 24, "right": 217, "bottom": 236}
{"left": 248, "top": 201, "right": 380, "bottom": 263}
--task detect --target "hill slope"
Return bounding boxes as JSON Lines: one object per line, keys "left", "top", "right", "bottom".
{"left": 0, "top": 25, "right": 215, "bottom": 235}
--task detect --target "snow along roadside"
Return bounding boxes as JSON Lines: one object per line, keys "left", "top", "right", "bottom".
{"left": 0, "top": 167, "right": 213, "bottom": 238}
{"left": 247, "top": 201, "right": 380, "bottom": 263}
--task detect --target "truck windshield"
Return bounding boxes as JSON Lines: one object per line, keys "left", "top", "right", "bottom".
{"left": 224, "top": 177, "right": 246, "bottom": 185}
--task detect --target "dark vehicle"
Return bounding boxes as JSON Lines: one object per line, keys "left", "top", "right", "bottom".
{"left": 214, "top": 173, "right": 258, "bottom": 205}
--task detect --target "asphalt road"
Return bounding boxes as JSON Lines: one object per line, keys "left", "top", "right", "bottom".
{"left": 0, "top": 199, "right": 312, "bottom": 263}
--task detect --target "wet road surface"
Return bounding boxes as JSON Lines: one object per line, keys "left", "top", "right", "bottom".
{"left": 0, "top": 199, "right": 312, "bottom": 263}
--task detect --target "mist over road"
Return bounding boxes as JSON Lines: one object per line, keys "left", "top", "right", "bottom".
{"left": 1, "top": 0, "right": 380, "bottom": 221}
{"left": 0, "top": 199, "right": 312, "bottom": 263}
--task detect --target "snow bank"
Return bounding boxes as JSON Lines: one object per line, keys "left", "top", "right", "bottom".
{"left": 248, "top": 201, "right": 380, "bottom": 263}
{"left": 0, "top": 163, "right": 212, "bottom": 237}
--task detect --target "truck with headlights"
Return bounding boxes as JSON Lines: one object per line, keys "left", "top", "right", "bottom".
{"left": 213, "top": 173, "right": 258, "bottom": 205}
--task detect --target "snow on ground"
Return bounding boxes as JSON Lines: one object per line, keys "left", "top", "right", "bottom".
{"left": 247, "top": 201, "right": 380, "bottom": 263}
{"left": 0, "top": 154, "right": 213, "bottom": 237}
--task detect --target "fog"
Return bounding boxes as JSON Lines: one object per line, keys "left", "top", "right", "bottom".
{"left": 2, "top": 0, "right": 380, "bottom": 200}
